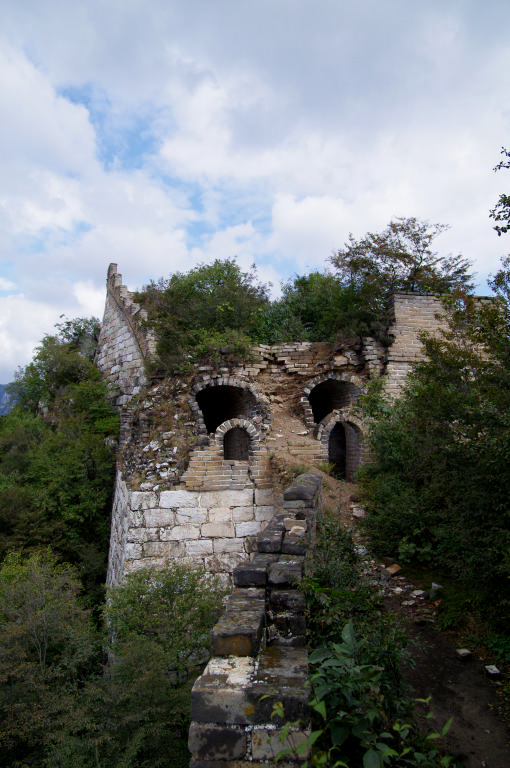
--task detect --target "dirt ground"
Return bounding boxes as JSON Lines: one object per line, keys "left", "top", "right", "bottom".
{"left": 337, "top": 478, "right": 510, "bottom": 768}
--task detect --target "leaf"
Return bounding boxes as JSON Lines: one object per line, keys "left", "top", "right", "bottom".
{"left": 363, "top": 748, "right": 382, "bottom": 768}
{"left": 441, "top": 717, "right": 453, "bottom": 736}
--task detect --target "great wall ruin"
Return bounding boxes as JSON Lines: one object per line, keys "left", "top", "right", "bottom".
{"left": 94, "top": 263, "right": 450, "bottom": 767}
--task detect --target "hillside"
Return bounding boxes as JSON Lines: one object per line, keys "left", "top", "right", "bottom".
{"left": 0, "top": 384, "right": 13, "bottom": 415}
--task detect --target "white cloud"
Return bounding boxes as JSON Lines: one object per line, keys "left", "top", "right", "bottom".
{"left": 0, "top": 0, "right": 510, "bottom": 381}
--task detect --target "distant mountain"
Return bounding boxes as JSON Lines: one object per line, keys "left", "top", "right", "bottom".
{"left": 0, "top": 384, "right": 14, "bottom": 415}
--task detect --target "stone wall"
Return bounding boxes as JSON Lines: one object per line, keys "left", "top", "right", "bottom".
{"left": 95, "top": 263, "right": 156, "bottom": 406}
{"left": 384, "top": 292, "right": 447, "bottom": 397}
{"left": 188, "top": 473, "right": 322, "bottom": 768}
{"left": 107, "top": 471, "right": 281, "bottom": 586}
{"left": 97, "top": 265, "right": 459, "bottom": 586}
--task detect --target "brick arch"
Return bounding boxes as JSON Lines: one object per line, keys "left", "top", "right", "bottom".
{"left": 215, "top": 418, "right": 260, "bottom": 460}
{"left": 317, "top": 410, "right": 365, "bottom": 482}
{"left": 301, "top": 372, "right": 365, "bottom": 429}
{"left": 189, "top": 377, "right": 271, "bottom": 435}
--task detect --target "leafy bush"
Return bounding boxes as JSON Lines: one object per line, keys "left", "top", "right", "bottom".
{"left": 358, "top": 276, "right": 510, "bottom": 630}
{"left": 288, "top": 509, "right": 456, "bottom": 767}
{"left": 137, "top": 259, "right": 271, "bottom": 373}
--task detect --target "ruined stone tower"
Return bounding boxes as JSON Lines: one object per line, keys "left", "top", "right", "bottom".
{"left": 95, "top": 264, "right": 448, "bottom": 586}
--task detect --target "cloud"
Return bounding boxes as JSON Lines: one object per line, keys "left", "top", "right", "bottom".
{"left": 1, "top": 0, "right": 510, "bottom": 381}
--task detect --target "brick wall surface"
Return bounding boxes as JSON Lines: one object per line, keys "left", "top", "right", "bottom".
{"left": 95, "top": 264, "right": 156, "bottom": 406}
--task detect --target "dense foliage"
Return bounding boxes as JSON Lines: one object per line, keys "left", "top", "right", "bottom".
{"left": 0, "top": 554, "right": 224, "bottom": 768}
{"left": 137, "top": 258, "right": 271, "bottom": 373}
{"left": 139, "top": 219, "right": 468, "bottom": 375}
{"left": 1, "top": 318, "right": 119, "bottom": 607}
{"left": 288, "top": 511, "right": 456, "bottom": 767}
{"left": 330, "top": 217, "right": 473, "bottom": 338}
{"left": 358, "top": 259, "right": 510, "bottom": 630}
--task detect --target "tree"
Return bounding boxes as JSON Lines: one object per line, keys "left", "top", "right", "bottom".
{"left": 8, "top": 316, "right": 100, "bottom": 414}
{"left": 0, "top": 550, "right": 99, "bottom": 767}
{"left": 94, "top": 563, "right": 225, "bottom": 767}
{"left": 138, "top": 259, "right": 271, "bottom": 373}
{"left": 330, "top": 217, "right": 473, "bottom": 333}
{"left": 358, "top": 259, "right": 510, "bottom": 628}
{"left": 490, "top": 146, "right": 510, "bottom": 236}
{"left": 1, "top": 319, "right": 119, "bottom": 607}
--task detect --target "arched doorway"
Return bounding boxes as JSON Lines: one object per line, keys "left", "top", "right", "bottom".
{"left": 196, "top": 385, "right": 256, "bottom": 433}
{"left": 223, "top": 427, "right": 250, "bottom": 461}
{"left": 328, "top": 422, "right": 346, "bottom": 477}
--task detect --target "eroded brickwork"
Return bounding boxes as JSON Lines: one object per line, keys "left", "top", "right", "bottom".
{"left": 96, "top": 264, "right": 453, "bottom": 585}
{"left": 95, "top": 264, "right": 156, "bottom": 406}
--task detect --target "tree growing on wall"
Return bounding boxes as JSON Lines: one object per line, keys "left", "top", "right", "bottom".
{"left": 329, "top": 217, "right": 473, "bottom": 335}
{"left": 138, "top": 258, "right": 271, "bottom": 373}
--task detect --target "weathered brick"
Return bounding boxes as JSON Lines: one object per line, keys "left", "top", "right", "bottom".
{"left": 188, "top": 722, "right": 247, "bottom": 761}
{"left": 166, "top": 524, "right": 201, "bottom": 540}
{"left": 159, "top": 489, "right": 199, "bottom": 508}
{"left": 202, "top": 522, "right": 235, "bottom": 538}
{"left": 235, "top": 521, "right": 262, "bottom": 538}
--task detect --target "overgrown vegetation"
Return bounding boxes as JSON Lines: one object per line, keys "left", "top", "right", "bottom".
{"left": 136, "top": 218, "right": 468, "bottom": 375}
{"left": 358, "top": 258, "right": 510, "bottom": 634}
{"left": 1, "top": 318, "right": 119, "bottom": 607}
{"left": 0, "top": 553, "right": 224, "bottom": 767}
{"left": 281, "top": 510, "right": 456, "bottom": 767}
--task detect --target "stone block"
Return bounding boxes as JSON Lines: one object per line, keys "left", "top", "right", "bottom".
{"left": 202, "top": 522, "right": 235, "bottom": 538}
{"left": 213, "top": 538, "right": 246, "bottom": 555}
{"left": 257, "top": 522, "right": 284, "bottom": 553}
{"left": 130, "top": 491, "right": 158, "bottom": 510}
{"left": 251, "top": 727, "right": 310, "bottom": 761}
{"left": 160, "top": 489, "right": 199, "bottom": 508}
{"left": 186, "top": 540, "right": 214, "bottom": 556}
{"left": 274, "top": 613, "right": 307, "bottom": 636}
{"left": 232, "top": 506, "right": 255, "bottom": 522}
{"left": 200, "top": 489, "right": 254, "bottom": 508}
{"left": 166, "top": 524, "right": 201, "bottom": 541}
{"left": 254, "top": 505, "right": 275, "bottom": 521}
{"left": 235, "top": 521, "right": 263, "bottom": 538}
{"left": 188, "top": 722, "right": 247, "bottom": 761}
{"left": 124, "top": 542, "right": 142, "bottom": 559}
{"left": 212, "top": 595, "right": 265, "bottom": 656}
{"left": 191, "top": 656, "right": 256, "bottom": 724}
{"left": 191, "top": 649, "right": 309, "bottom": 726}
{"left": 141, "top": 541, "right": 179, "bottom": 557}
{"left": 233, "top": 561, "right": 268, "bottom": 588}
{"left": 283, "top": 473, "right": 321, "bottom": 502}
{"left": 255, "top": 488, "right": 275, "bottom": 505}
{"left": 208, "top": 507, "right": 234, "bottom": 523}
{"left": 282, "top": 532, "right": 308, "bottom": 556}
{"left": 144, "top": 510, "right": 175, "bottom": 527}
{"left": 175, "top": 508, "right": 205, "bottom": 524}
{"left": 270, "top": 590, "right": 307, "bottom": 613}
{"left": 269, "top": 560, "right": 303, "bottom": 587}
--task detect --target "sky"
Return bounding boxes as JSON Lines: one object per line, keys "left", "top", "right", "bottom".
{"left": 1, "top": 0, "right": 510, "bottom": 383}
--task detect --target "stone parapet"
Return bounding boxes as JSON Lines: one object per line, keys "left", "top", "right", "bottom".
{"left": 188, "top": 473, "right": 322, "bottom": 767}
{"left": 95, "top": 263, "right": 156, "bottom": 406}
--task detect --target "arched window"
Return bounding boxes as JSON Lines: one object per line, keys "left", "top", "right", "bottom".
{"left": 196, "top": 385, "right": 257, "bottom": 433}
{"left": 309, "top": 379, "right": 360, "bottom": 423}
